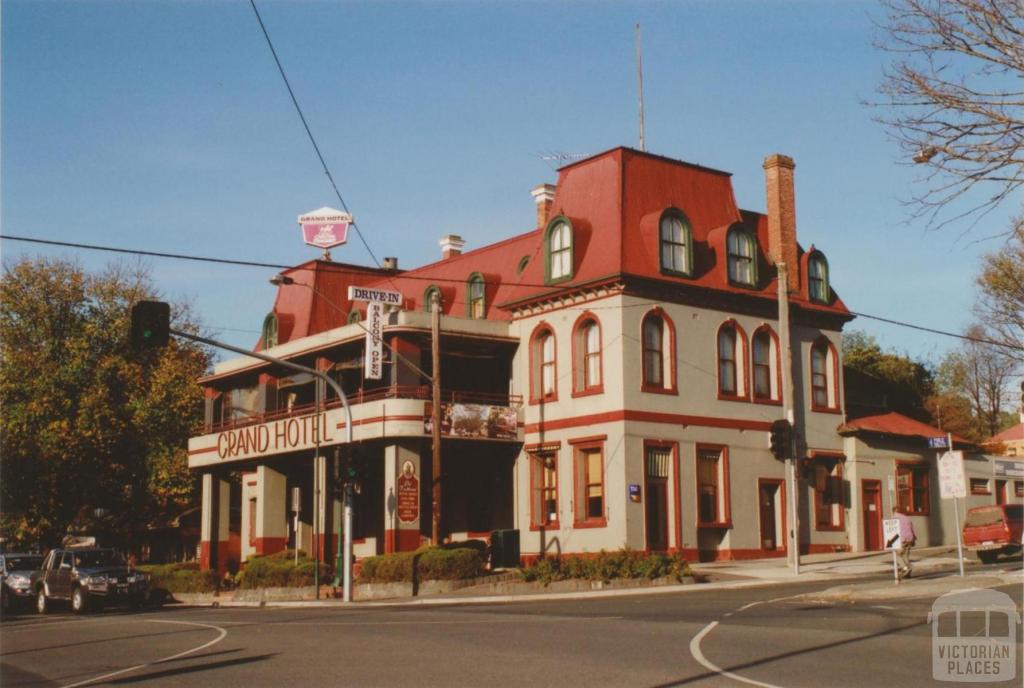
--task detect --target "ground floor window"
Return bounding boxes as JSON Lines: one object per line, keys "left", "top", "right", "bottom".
{"left": 970, "top": 478, "right": 991, "bottom": 496}
{"left": 812, "top": 456, "right": 844, "bottom": 530}
{"left": 896, "top": 462, "right": 930, "bottom": 514}
{"left": 696, "top": 445, "right": 730, "bottom": 527}
{"left": 573, "top": 442, "right": 606, "bottom": 526}
{"left": 529, "top": 452, "right": 559, "bottom": 529}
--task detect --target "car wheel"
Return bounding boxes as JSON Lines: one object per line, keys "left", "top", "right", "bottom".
{"left": 71, "top": 587, "right": 89, "bottom": 614}
{"left": 36, "top": 588, "right": 48, "bottom": 615}
{"left": 978, "top": 551, "right": 997, "bottom": 565}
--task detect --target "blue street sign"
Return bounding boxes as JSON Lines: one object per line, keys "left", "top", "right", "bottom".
{"left": 928, "top": 436, "right": 949, "bottom": 449}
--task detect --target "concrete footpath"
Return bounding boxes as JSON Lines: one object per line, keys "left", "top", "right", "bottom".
{"left": 176, "top": 546, "right": 1021, "bottom": 609}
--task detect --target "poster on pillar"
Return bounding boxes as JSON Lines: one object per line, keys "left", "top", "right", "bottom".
{"left": 364, "top": 302, "right": 384, "bottom": 380}
{"left": 397, "top": 461, "right": 420, "bottom": 524}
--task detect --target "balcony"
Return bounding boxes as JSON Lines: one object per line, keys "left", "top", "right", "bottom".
{"left": 209, "top": 385, "right": 522, "bottom": 434}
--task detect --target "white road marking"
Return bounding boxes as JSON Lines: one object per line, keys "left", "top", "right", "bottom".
{"left": 871, "top": 605, "right": 896, "bottom": 610}
{"left": 269, "top": 615, "right": 623, "bottom": 626}
{"left": 59, "top": 620, "right": 228, "bottom": 688}
{"left": 689, "top": 621, "right": 786, "bottom": 688}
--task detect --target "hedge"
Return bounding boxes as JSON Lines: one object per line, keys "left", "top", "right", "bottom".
{"left": 236, "top": 550, "right": 329, "bottom": 589}
{"left": 518, "top": 550, "right": 690, "bottom": 585}
{"left": 358, "top": 546, "right": 485, "bottom": 583}
{"left": 136, "top": 561, "right": 219, "bottom": 593}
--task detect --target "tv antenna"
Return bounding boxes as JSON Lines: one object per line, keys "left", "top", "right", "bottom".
{"left": 538, "top": 150, "right": 589, "bottom": 170}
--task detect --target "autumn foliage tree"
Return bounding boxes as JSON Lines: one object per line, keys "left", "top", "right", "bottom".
{"left": 0, "top": 258, "right": 211, "bottom": 548}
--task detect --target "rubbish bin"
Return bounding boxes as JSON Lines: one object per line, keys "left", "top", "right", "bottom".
{"left": 490, "top": 529, "right": 520, "bottom": 569}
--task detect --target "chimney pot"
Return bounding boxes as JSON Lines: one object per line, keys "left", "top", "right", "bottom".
{"left": 531, "top": 183, "right": 557, "bottom": 229}
{"left": 763, "top": 154, "right": 799, "bottom": 293}
{"left": 382, "top": 256, "right": 398, "bottom": 271}
{"left": 439, "top": 234, "right": 466, "bottom": 260}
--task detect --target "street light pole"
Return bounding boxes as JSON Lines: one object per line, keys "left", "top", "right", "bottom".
{"left": 431, "top": 291, "right": 443, "bottom": 545}
{"left": 778, "top": 263, "right": 800, "bottom": 575}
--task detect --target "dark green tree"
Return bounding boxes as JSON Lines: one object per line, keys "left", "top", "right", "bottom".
{"left": 842, "top": 330, "right": 935, "bottom": 421}
{"left": 0, "top": 257, "right": 211, "bottom": 548}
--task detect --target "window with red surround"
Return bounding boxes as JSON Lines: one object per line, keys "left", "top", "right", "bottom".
{"left": 810, "top": 337, "right": 839, "bottom": 412}
{"left": 970, "top": 478, "right": 991, "bottom": 495}
{"left": 896, "top": 462, "right": 930, "bottom": 514}
{"left": 812, "top": 456, "right": 844, "bottom": 530}
{"left": 573, "top": 442, "right": 606, "bottom": 527}
{"left": 529, "top": 452, "right": 559, "bottom": 529}
{"left": 529, "top": 324, "right": 557, "bottom": 403}
{"left": 641, "top": 310, "right": 676, "bottom": 393}
{"left": 696, "top": 444, "right": 731, "bottom": 527}
{"left": 572, "top": 313, "right": 603, "bottom": 396}
{"left": 751, "top": 326, "right": 780, "bottom": 403}
{"left": 717, "top": 322, "right": 748, "bottom": 400}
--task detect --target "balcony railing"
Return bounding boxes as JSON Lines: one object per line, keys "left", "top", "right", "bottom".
{"left": 208, "top": 385, "right": 522, "bottom": 434}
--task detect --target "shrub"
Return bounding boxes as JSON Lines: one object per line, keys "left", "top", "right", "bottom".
{"left": 137, "top": 562, "right": 219, "bottom": 594}
{"left": 358, "top": 546, "right": 484, "bottom": 583}
{"left": 518, "top": 549, "right": 690, "bottom": 585}
{"left": 236, "top": 550, "right": 328, "bottom": 589}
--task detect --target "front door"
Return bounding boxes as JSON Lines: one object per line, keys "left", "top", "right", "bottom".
{"left": 862, "top": 480, "right": 883, "bottom": 551}
{"left": 758, "top": 480, "right": 784, "bottom": 552}
{"left": 645, "top": 447, "right": 671, "bottom": 552}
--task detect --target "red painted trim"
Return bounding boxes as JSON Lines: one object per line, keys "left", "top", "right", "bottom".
{"left": 254, "top": 536, "right": 288, "bottom": 556}
{"left": 861, "top": 478, "right": 884, "bottom": 551}
{"left": 640, "top": 307, "right": 678, "bottom": 394}
{"left": 384, "top": 529, "right": 421, "bottom": 553}
{"left": 695, "top": 443, "right": 731, "bottom": 528}
{"left": 335, "top": 414, "right": 425, "bottom": 430}
{"left": 571, "top": 311, "right": 605, "bottom": 396}
{"left": 528, "top": 322, "right": 558, "bottom": 405}
{"left": 572, "top": 439, "right": 607, "bottom": 527}
{"left": 189, "top": 446, "right": 218, "bottom": 456}
{"left": 525, "top": 410, "right": 773, "bottom": 434}
{"left": 568, "top": 434, "right": 608, "bottom": 445}
{"left": 524, "top": 441, "right": 561, "bottom": 452}
{"left": 757, "top": 478, "right": 787, "bottom": 554}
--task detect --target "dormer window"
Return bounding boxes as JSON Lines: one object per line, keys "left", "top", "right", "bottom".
{"left": 262, "top": 313, "right": 279, "bottom": 349}
{"left": 808, "top": 253, "right": 830, "bottom": 303}
{"left": 726, "top": 228, "right": 757, "bottom": 286}
{"left": 423, "top": 285, "right": 441, "bottom": 313}
{"left": 546, "top": 217, "right": 573, "bottom": 283}
{"left": 660, "top": 211, "right": 692, "bottom": 276}
{"left": 467, "top": 273, "right": 485, "bottom": 318}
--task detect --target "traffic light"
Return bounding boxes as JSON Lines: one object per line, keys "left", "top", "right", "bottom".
{"left": 130, "top": 301, "right": 170, "bottom": 351}
{"left": 769, "top": 419, "right": 792, "bottom": 460}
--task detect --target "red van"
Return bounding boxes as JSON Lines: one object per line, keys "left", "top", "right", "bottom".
{"left": 962, "top": 504, "right": 1023, "bottom": 563}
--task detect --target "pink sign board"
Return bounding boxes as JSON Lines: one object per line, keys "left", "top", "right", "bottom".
{"left": 297, "top": 207, "right": 352, "bottom": 250}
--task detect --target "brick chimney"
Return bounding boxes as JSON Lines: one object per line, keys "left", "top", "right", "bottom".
{"left": 439, "top": 234, "right": 466, "bottom": 259}
{"left": 763, "top": 154, "right": 799, "bottom": 293}
{"left": 530, "top": 183, "right": 556, "bottom": 229}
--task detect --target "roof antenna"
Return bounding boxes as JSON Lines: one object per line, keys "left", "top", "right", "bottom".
{"left": 636, "top": 23, "right": 646, "bottom": 152}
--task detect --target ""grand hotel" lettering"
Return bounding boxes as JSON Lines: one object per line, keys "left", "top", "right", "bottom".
{"left": 216, "top": 413, "right": 334, "bottom": 459}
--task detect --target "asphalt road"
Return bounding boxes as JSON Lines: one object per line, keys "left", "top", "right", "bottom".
{"left": 1, "top": 566, "right": 1020, "bottom": 688}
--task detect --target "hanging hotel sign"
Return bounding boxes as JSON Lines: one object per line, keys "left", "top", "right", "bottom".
{"left": 298, "top": 207, "right": 351, "bottom": 249}
{"left": 364, "top": 302, "right": 384, "bottom": 380}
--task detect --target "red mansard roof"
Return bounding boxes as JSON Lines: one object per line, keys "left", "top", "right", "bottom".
{"left": 263, "top": 146, "right": 851, "bottom": 348}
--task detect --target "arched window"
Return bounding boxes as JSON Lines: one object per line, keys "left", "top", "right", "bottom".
{"left": 727, "top": 228, "right": 757, "bottom": 286}
{"left": 572, "top": 314, "right": 602, "bottom": 395}
{"left": 810, "top": 338, "right": 839, "bottom": 411}
{"left": 262, "top": 313, "right": 279, "bottom": 349}
{"left": 641, "top": 310, "right": 676, "bottom": 393}
{"left": 545, "top": 217, "right": 573, "bottom": 283}
{"left": 466, "top": 273, "right": 485, "bottom": 319}
{"left": 348, "top": 311, "right": 362, "bottom": 325}
{"left": 808, "top": 253, "right": 830, "bottom": 303}
{"left": 717, "top": 322, "right": 748, "bottom": 398}
{"left": 423, "top": 285, "right": 441, "bottom": 313}
{"left": 751, "top": 326, "right": 780, "bottom": 402}
{"left": 530, "top": 325, "right": 557, "bottom": 402}
{"left": 660, "top": 211, "right": 692, "bottom": 276}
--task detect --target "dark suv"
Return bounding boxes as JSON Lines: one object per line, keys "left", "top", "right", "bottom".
{"left": 35, "top": 548, "right": 149, "bottom": 614}
{"left": 1, "top": 553, "right": 44, "bottom": 612}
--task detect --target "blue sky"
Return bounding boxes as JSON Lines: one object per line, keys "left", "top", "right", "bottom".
{"left": 3, "top": 0, "right": 1016, "bottom": 364}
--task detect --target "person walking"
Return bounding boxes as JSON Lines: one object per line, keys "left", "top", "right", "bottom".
{"left": 889, "top": 507, "right": 917, "bottom": 580}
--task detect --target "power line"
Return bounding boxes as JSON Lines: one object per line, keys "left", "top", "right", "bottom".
{"left": 4, "top": 232, "right": 1018, "bottom": 352}
{"left": 248, "top": 0, "right": 388, "bottom": 278}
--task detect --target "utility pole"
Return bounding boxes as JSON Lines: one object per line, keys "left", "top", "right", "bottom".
{"left": 431, "top": 291, "right": 443, "bottom": 545}
{"left": 778, "top": 263, "right": 800, "bottom": 575}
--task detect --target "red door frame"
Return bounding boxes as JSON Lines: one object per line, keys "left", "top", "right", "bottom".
{"left": 861, "top": 479, "right": 883, "bottom": 551}
{"left": 757, "top": 478, "right": 786, "bottom": 553}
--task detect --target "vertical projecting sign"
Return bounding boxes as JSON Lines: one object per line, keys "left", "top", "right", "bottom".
{"left": 364, "top": 302, "right": 384, "bottom": 380}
